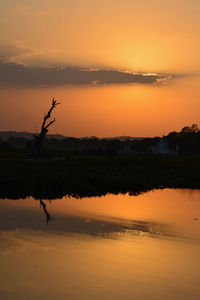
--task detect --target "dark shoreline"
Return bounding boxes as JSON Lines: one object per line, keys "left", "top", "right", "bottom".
{"left": 0, "top": 154, "right": 200, "bottom": 199}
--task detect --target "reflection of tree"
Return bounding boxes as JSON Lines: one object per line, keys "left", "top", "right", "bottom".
{"left": 39, "top": 199, "right": 54, "bottom": 224}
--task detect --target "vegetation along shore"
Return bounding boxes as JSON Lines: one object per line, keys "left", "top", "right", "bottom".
{"left": 1, "top": 154, "right": 200, "bottom": 199}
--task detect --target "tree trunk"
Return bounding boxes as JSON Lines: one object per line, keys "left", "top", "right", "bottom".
{"left": 31, "top": 98, "right": 60, "bottom": 156}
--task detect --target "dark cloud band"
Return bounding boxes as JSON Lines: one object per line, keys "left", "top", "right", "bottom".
{"left": 0, "top": 62, "right": 172, "bottom": 87}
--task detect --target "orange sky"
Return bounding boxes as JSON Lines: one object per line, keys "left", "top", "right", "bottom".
{"left": 0, "top": 0, "right": 200, "bottom": 136}
{"left": 1, "top": 0, "right": 200, "bottom": 73}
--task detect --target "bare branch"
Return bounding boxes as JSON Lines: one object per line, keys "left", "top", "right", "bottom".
{"left": 41, "top": 98, "right": 60, "bottom": 131}
{"left": 31, "top": 98, "right": 61, "bottom": 156}
{"left": 45, "top": 118, "right": 56, "bottom": 130}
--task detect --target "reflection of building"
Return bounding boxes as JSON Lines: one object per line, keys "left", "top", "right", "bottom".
{"left": 152, "top": 140, "right": 179, "bottom": 155}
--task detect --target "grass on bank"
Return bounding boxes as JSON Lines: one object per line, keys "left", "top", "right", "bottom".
{"left": 0, "top": 151, "right": 200, "bottom": 199}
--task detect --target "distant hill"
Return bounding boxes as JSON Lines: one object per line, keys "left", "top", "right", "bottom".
{"left": 0, "top": 131, "right": 144, "bottom": 141}
{"left": 109, "top": 136, "right": 144, "bottom": 141}
{"left": 78, "top": 136, "right": 144, "bottom": 141}
{"left": 0, "top": 131, "right": 67, "bottom": 140}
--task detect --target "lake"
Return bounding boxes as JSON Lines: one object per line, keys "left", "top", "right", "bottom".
{"left": 0, "top": 189, "right": 200, "bottom": 299}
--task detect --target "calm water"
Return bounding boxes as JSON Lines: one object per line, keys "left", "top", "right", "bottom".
{"left": 1, "top": 189, "right": 200, "bottom": 299}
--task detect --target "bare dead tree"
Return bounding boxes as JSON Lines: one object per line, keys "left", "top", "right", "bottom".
{"left": 31, "top": 98, "right": 60, "bottom": 156}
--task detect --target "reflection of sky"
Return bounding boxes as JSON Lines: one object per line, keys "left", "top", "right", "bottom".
{"left": 1, "top": 190, "right": 200, "bottom": 300}
{"left": 0, "top": 197, "right": 170, "bottom": 241}
{"left": 1, "top": 189, "right": 200, "bottom": 244}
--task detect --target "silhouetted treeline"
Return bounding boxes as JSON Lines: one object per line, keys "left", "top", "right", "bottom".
{"left": 0, "top": 124, "right": 200, "bottom": 157}
{"left": 165, "top": 124, "right": 200, "bottom": 155}
{"left": 0, "top": 136, "right": 124, "bottom": 156}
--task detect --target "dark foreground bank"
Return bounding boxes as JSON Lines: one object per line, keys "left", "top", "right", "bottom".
{"left": 0, "top": 154, "right": 200, "bottom": 199}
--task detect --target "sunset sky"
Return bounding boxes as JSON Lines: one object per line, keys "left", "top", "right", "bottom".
{"left": 1, "top": 0, "right": 200, "bottom": 137}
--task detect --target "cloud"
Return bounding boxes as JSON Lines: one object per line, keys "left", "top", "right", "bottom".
{"left": 16, "top": 3, "right": 30, "bottom": 12}
{"left": 0, "top": 44, "right": 29, "bottom": 63}
{"left": 16, "top": 3, "right": 52, "bottom": 16}
{"left": 154, "top": 75, "right": 173, "bottom": 85}
{"left": 0, "top": 62, "right": 173, "bottom": 87}
{"left": 0, "top": 43, "right": 174, "bottom": 86}
{"left": 0, "top": 43, "right": 65, "bottom": 66}
{"left": 36, "top": 10, "right": 52, "bottom": 16}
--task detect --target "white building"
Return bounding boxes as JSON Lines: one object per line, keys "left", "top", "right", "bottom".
{"left": 152, "top": 140, "right": 179, "bottom": 155}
